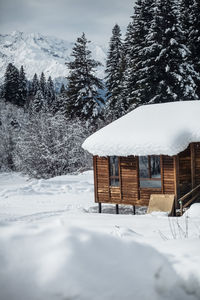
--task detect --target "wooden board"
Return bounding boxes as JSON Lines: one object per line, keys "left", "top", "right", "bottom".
{"left": 194, "top": 143, "right": 200, "bottom": 186}
{"left": 162, "top": 156, "right": 175, "bottom": 194}
{"left": 178, "top": 145, "right": 191, "bottom": 197}
{"left": 96, "top": 156, "right": 110, "bottom": 202}
{"left": 120, "top": 156, "right": 139, "bottom": 203}
{"left": 147, "top": 194, "right": 175, "bottom": 215}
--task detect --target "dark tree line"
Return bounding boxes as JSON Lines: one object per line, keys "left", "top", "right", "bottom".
{"left": 2, "top": 64, "right": 57, "bottom": 114}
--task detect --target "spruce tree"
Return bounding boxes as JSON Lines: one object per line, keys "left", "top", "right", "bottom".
{"left": 60, "top": 83, "right": 66, "bottom": 94}
{"left": 187, "top": 0, "right": 200, "bottom": 98}
{"left": 66, "top": 33, "right": 104, "bottom": 125}
{"left": 40, "top": 72, "right": 47, "bottom": 98}
{"left": 18, "top": 65, "right": 27, "bottom": 107}
{"left": 123, "top": 0, "right": 154, "bottom": 109}
{"left": 105, "top": 24, "right": 125, "bottom": 121}
{"left": 46, "top": 76, "right": 55, "bottom": 107}
{"left": 146, "top": 0, "right": 198, "bottom": 102}
{"left": 29, "top": 90, "right": 46, "bottom": 114}
{"left": 126, "top": 0, "right": 198, "bottom": 105}
{"left": 30, "top": 73, "right": 40, "bottom": 96}
{"left": 4, "top": 63, "right": 20, "bottom": 105}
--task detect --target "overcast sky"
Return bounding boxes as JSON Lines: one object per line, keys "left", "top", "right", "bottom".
{"left": 0, "top": 0, "right": 135, "bottom": 45}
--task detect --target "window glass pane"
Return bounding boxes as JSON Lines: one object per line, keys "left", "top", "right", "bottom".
{"left": 151, "top": 156, "right": 161, "bottom": 178}
{"left": 139, "top": 155, "right": 161, "bottom": 188}
{"left": 110, "top": 177, "right": 119, "bottom": 187}
{"left": 109, "top": 156, "right": 119, "bottom": 187}
{"left": 140, "top": 179, "right": 162, "bottom": 188}
{"left": 139, "top": 156, "right": 149, "bottom": 178}
{"left": 109, "top": 156, "right": 119, "bottom": 177}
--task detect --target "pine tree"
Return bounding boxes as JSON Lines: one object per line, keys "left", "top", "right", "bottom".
{"left": 30, "top": 73, "right": 40, "bottom": 96}
{"left": 18, "top": 65, "right": 27, "bottom": 107}
{"left": 40, "top": 72, "right": 47, "bottom": 98}
{"left": 125, "top": 0, "right": 198, "bottom": 106}
{"left": 104, "top": 24, "right": 125, "bottom": 121}
{"left": 66, "top": 33, "right": 104, "bottom": 125}
{"left": 123, "top": 0, "right": 154, "bottom": 109}
{"left": 119, "top": 22, "right": 135, "bottom": 114}
{"left": 60, "top": 83, "right": 66, "bottom": 94}
{"left": 187, "top": 0, "right": 200, "bottom": 98}
{"left": 145, "top": 0, "right": 198, "bottom": 103}
{"left": 46, "top": 76, "right": 55, "bottom": 107}
{"left": 4, "top": 63, "right": 20, "bottom": 105}
{"left": 29, "top": 90, "right": 46, "bottom": 114}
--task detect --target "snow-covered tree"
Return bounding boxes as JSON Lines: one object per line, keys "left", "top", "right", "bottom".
{"left": 15, "top": 112, "right": 91, "bottom": 178}
{"left": 66, "top": 33, "right": 104, "bottom": 125}
{"left": 186, "top": 0, "right": 200, "bottom": 98}
{"left": 30, "top": 73, "right": 40, "bottom": 96}
{"left": 40, "top": 72, "right": 47, "bottom": 98}
{"left": 145, "top": 0, "right": 198, "bottom": 103}
{"left": 60, "top": 83, "right": 66, "bottom": 94}
{"left": 124, "top": 0, "right": 198, "bottom": 106}
{"left": 4, "top": 63, "right": 20, "bottom": 105}
{"left": 0, "top": 100, "right": 23, "bottom": 171}
{"left": 122, "top": 0, "right": 154, "bottom": 109}
{"left": 18, "top": 65, "right": 27, "bottom": 107}
{"left": 46, "top": 76, "right": 55, "bottom": 108}
{"left": 29, "top": 90, "right": 46, "bottom": 114}
{"left": 104, "top": 24, "right": 125, "bottom": 121}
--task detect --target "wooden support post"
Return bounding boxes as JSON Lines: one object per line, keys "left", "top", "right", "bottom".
{"left": 173, "top": 155, "right": 179, "bottom": 215}
{"left": 116, "top": 204, "right": 119, "bottom": 214}
{"left": 180, "top": 201, "right": 183, "bottom": 216}
{"left": 93, "top": 156, "right": 98, "bottom": 202}
{"left": 98, "top": 203, "right": 102, "bottom": 213}
{"left": 133, "top": 205, "right": 136, "bottom": 215}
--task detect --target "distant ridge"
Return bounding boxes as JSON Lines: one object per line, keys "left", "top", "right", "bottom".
{"left": 0, "top": 31, "right": 106, "bottom": 86}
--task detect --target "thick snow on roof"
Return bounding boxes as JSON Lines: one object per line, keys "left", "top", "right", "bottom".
{"left": 82, "top": 101, "right": 200, "bottom": 156}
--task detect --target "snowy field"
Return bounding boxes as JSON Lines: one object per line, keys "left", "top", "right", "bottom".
{"left": 0, "top": 171, "right": 200, "bottom": 300}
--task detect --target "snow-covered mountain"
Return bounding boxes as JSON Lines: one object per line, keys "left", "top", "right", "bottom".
{"left": 0, "top": 31, "right": 107, "bottom": 86}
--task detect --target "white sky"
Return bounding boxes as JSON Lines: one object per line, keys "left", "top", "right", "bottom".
{"left": 0, "top": 0, "right": 135, "bottom": 45}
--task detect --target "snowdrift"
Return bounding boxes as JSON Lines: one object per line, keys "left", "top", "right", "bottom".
{"left": 0, "top": 222, "right": 191, "bottom": 300}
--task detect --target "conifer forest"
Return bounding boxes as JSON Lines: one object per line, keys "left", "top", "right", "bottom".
{"left": 1, "top": 0, "right": 200, "bottom": 178}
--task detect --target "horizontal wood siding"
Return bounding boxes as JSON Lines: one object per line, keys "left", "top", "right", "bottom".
{"left": 194, "top": 143, "right": 200, "bottom": 186}
{"left": 178, "top": 146, "right": 192, "bottom": 197}
{"left": 120, "top": 156, "right": 139, "bottom": 204}
{"left": 96, "top": 156, "right": 110, "bottom": 202}
{"left": 162, "top": 156, "right": 175, "bottom": 194}
{"left": 94, "top": 154, "right": 179, "bottom": 206}
{"left": 139, "top": 188, "right": 162, "bottom": 206}
{"left": 110, "top": 187, "right": 121, "bottom": 203}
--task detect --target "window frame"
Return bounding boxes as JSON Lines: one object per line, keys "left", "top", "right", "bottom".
{"left": 139, "top": 155, "right": 162, "bottom": 189}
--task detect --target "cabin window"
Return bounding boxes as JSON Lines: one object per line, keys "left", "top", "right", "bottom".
{"left": 139, "top": 156, "right": 161, "bottom": 188}
{"left": 109, "top": 156, "right": 119, "bottom": 186}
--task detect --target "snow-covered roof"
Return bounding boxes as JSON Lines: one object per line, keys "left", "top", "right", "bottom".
{"left": 82, "top": 101, "right": 200, "bottom": 156}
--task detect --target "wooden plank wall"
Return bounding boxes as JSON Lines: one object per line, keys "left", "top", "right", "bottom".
{"left": 120, "top": 156, "right": 139, "bottom": 205}
{"left": 194, "top": 143, "right": 200, "bottom": 186}
{"left": 95, "top": 156, "right": 110, "bottom": 203}
{"left": 178, "top": 146, "right": 192, "bottom": 197}
{"left": 139, "top": 188, "right": 161, "bottom": 206}
{"left": 162, "top": 156, "right": 175, "bottom": 194}
{"left": 94, "top": 154, "right": 177, "bottom": 206}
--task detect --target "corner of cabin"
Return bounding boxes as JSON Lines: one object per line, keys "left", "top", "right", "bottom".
{"left": 82, "top": 102, "right": 200, "bottom": 214}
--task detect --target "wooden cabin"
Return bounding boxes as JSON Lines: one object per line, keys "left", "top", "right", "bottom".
{"left": 82, "top": 101, "right": 200, "bottom": 214}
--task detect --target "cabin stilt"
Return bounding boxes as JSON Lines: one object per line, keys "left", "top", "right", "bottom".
{"left": 98, "top": 203, "right": 102, "bottom": 213}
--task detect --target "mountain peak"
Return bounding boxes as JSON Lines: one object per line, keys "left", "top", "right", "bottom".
{"left": 0, "top": 31, "right": 106, "bottom": 85}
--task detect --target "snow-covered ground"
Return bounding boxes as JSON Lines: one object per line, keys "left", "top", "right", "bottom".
{"left": 0, "top": 171, "right": 200, "bottom": 300}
